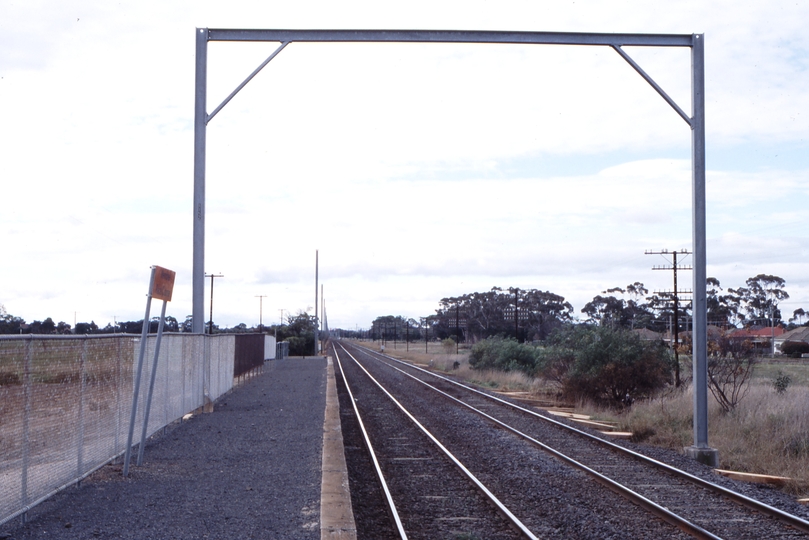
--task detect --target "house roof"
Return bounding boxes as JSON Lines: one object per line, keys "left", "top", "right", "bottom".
{"left": 632, "top": 328, "right": 663, "bottom": 341}
{"left": 728, "top": 326, "right": 785, "bottom": 339}
{"left": 667, "top": 325, "right": 724, "bottom": 341}
{"left": 777, "top": 326, "right": 809, "bottom": 342}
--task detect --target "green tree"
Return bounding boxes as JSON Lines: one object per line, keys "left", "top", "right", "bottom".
{"left": 730, "top": 274, "right": 789, "bottom": 326}
{"left": 74, "top": 321, "right": 99, "bottom": 334}
{"left": 370, "top": 315, "right": 419, "bottom": 342}
{"left": 0, "top": 305, "right": 26, "bottom": 334}
{"left": 40, "top": 317, "right": 56, "bottom": 333}
{"left": 434, "top": 287, "right": 573, "bottom": 343}
{"left": 706, "top": 277, "right": 742, "bottom": 327}
{"left": 56, "top": 321, "right": 72, "bottom": 334}
{"left": 276, "top": 311, "right": 316, "bottom": 355}
{"left": 581, "top": 283, "right": 655, "bottom": 330}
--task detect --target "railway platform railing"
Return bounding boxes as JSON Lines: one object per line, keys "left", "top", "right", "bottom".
{"left": 0, "top": 332, "right": 270, "bottom": 526}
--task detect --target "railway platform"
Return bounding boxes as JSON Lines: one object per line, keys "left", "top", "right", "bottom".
{"left": 0, "top": 356, "right": 356, "bottom": 540}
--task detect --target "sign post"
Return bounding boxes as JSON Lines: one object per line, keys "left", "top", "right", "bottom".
{"left": 123, "top": 266, "right": 176, "bottom": 476}
{"left": 137, "top": 266, "right": 175, "bottom": 466}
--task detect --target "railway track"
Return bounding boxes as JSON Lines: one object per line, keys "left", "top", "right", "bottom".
{"left": 333, "top": 343, "right": 533, "bottom": 539}
{"left": 334, "top": 340, "right": 809, "bottom": 539}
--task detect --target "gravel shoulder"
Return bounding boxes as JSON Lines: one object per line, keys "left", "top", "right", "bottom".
{"left": 0, "top": 358, "right": 328, "bottom": 540}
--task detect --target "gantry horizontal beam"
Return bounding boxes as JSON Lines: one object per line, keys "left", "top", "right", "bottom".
{"left": 205, "top": 29, "right": 695, "bottom": 48}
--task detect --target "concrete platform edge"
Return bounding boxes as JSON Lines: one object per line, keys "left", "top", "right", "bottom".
{"left": 320, "top": 356, "right": 357, "bottom": 540}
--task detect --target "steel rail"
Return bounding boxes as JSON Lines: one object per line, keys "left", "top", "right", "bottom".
{"left": 345, "top": 343, "right": 719, "bottom": 540}
{"left": 355, "top": 343, "right": 809, "bottom": 535}
{"left": 336, "top": 343, "right": 539, "bottom": 540}
{"left": 331, "top": 345, "right": 408, "bottom": 539}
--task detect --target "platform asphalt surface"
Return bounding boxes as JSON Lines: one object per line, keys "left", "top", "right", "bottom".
{"left": 0, "top": 357, "right": 328, "bottom": 540}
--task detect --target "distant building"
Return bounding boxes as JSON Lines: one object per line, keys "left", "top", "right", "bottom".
{"left": 774, "top": 326, "right": 809, "bottom": 354}
{"left": 632, "top": 328, "right": 663, "bottom": 341}
{"left": 726, "top": 326, "right": 785, "bottom": 352}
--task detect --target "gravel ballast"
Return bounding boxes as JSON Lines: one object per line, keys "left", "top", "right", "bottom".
{"left": 0, "top": 358, "right": 327, "bottom": 540}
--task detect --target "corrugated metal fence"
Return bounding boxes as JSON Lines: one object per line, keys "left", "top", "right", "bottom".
{"left": 233, "top": 334, "right": 264, "bottom": 379}
{"left": 0, "top": 333, "right": 269, "bottom": 526}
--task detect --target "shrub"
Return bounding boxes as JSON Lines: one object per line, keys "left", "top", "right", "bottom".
{"left": 469, "top": 336, "right": 540, "bottom": 376}
{"left": 708, "top": 336, "right": 757, "bottom": 412}
{"left": 773, "top": 371, "right": 791, "bottom": 394}
{"left": 285, "top": 336, "right": 313, "bottom": 356}
{"left": 781, "top": 340, "right": 809, "bottom": 358}
{"left": 441, "top": 337, "right": 456, "bottom": 354}
{"left": 537, "top": 325, "right": 673, "bottom": 406}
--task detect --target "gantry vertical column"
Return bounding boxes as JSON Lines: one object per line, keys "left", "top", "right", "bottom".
{"left": 686, "top": 33, "right": 718, "bottom": 467}
{"left": 192, "top": 28, "right": 208, "bottom": 334}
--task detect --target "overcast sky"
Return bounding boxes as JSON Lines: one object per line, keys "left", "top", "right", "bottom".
{"left": 2, "top": 1, "right": 808, "bottom": 331}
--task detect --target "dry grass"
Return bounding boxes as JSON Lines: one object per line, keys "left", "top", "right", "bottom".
{"left": 362, "top": 341, "right": 809, "bottom": 497}
{"left": 584, "top": 374, "right": 809, "bottom": 496}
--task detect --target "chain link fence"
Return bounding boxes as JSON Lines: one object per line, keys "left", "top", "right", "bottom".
{"left": 0, "top": 333, "right": 246, "bottom": 525}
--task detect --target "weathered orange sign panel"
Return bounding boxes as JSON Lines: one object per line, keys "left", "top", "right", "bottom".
{"left": 152, "top": 266, "right": 176, "bottom": 302}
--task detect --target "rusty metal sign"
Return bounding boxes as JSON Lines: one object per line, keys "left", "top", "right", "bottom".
{"left": 151, "top": 266, "right": 176, "bottom": 302}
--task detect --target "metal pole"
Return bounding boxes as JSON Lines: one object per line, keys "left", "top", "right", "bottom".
{"left": 192, "top": 28, "right": 208, "bottom": 334}
{"left": 124, "top": 266, "right": 156, "bottom": 476}
{"left": 77, "top": 338, "right": 87, "bottom": 478}
{"left": 137, "top": 299, "right": 168, "bottom": 466}
{"left": 114, "top": 337, "right": 121, "bottom": 454}
{"left": 321, "top": 284, "right": 324, "bottom": 351}
{"left": 209, "top": 274, "right": 214, "bottom": 334}
{"left": 314, "top": 250, "right": 319, "bottom": 355}
{"left": 687, "top": 34, "right": 717, "bottom": 466}
{"left": 22, "top": 337, "right": 32, "bottom": 518}
{"left": 425, "top": 319, "right": 428, "bottom": 353}
{"left": 206, "top": 273, "right": 223, "bottom": 334}
{"left": 256, "top": 295, "right": 266, "bottom": 333}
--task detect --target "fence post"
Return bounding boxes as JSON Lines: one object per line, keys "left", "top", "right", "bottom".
{"left": 77, "top": 337, "right": 87, "bottom": 480}
{"left": 21, "top": 337, "right": 32, "bottom": 523}
{"left": 114, "top": 336, "right": 122, "bottom": 454}
{"left": 181, "top": 336, "right": 187, "bottom": 414}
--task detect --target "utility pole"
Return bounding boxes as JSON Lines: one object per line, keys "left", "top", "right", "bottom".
{"left": 277, "top": 308, "right": 285, "bottom": 338}
{"left": 504, "top": 289, "right": 525, "bottom": 343}
{"left": 456, "top": 304, "right": 460, "bottom": 354}
{"left": 205, "top": 273, "right": 224, "bottom": 335}
{"left": 421, "top": 317, "right": 429, "bottom": 353}
{"left": 314, "top": 250, "right": 319, "bottom": 355}
{"left": 646, "top": 250, "right": 692, "bottom": 387}
{"left": 255, "top": 295, "right": 266, "bottom": 333}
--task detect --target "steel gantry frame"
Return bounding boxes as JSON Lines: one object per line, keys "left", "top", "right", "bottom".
{"left": 192, "top": 28, "right": 716, "bottom": 464}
